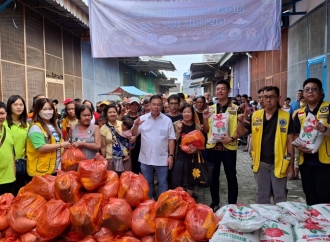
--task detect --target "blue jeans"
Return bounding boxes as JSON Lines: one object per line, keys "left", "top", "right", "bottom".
{"left": 140, "top": 164, "right": 168, "bottom": 198}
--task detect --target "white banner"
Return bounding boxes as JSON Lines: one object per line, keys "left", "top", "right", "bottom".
{"left": 89, "top": 0, "right": 281, "bottom": 58}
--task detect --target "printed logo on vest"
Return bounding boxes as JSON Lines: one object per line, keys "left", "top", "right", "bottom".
{"left": 280, "top": 128, "right": 287, "bottom": 133}
{"left": 253, "top": 117, "right": 262, "bottom": 126}
{"left": 279, "top": 119, "right": 287, "bottom": 127}
{"left": 320, "top": 106, "right": 329, "bottom": 113}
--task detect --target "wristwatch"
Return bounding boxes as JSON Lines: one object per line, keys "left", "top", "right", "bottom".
{"left": 168, "top": 154, "right": 174, "bottom": 157}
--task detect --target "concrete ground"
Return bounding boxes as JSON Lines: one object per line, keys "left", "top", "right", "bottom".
{"left": 194, "top": 146, "right": 306, "bottom": 207}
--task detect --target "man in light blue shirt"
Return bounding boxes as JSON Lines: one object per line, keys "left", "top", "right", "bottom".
{"left": 290, "top": 90, "right": 303, "bottom": 114}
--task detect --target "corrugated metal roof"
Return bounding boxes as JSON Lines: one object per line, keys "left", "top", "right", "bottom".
{"left": 52, "top": 0, "right": 89, "bottom": 26}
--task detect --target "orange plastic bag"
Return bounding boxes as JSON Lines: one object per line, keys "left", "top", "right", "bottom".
{"left": 36, "top": 199, "right": 71, "bottom": 240}
{"left": 60, "top": 226, "right": 85, "bottom": 242}
{"left": 69, "top": 193, "right": 105, "bottom": 235}
{"left": 174, "top": 231, "right": 195, "bottom": 242}
{"left": 115, "top": 237, "right": 141, "bottom": 242}
{"left": 78, "top": 154, "right": 108, "bottom": 191}
{"left": 155, "top": 188, "right": 196, "bottom": 219}
{"left": 18, "top": 174, "right": 55, "bottom": 200}
{"left": 102, "top": 198, "right": 132, "bottom": 234}
{"left": 117, "top": 172, "right": 149, "bottom": 207}
{"left": 184, "top": 204, "right": 220, "bottom": 241}
{"left": 181, "top": 130, "right": 205, "bottom": 150}
{"left": 97, "top": 171, "right": 119, "bottom": 198}
{"left": 62, "top": 146, "right": 86, "bottom": 171}
{"left": 7, "top": 192, "right": 47, "bottom": 234}
{"left": 131, "top": 200, "right": 156, "bottom": 237}
{"left": 141, "top": 235, "right": 155, "bottom": 242}
{"left": 155, "top": 218, "right": 185, "bottom": 242}
{"left": 0, "top": 193, "right": 14, "bottom": 230}
{"left": 5, "top": 227, "right": 20, "bottom": 242}
{"left": 55, "top": 171, "right": 84, "bottom": 203}
{"left": 94, "top": 227, "right": 115, "bottom": 242}
{"left": 20, "top": 230, "right": 39, "bottom": 242}
{"left": 79, "top": 236, "right": 96, "bottom": 242}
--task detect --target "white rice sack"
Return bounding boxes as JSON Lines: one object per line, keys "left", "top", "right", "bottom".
{"left": 208, "top": 112, "right": 229, "bottom": 144}
{"left": 279, "top": 211, "right": 300, "bottom": 226}
{"left": 220, "top": 205, "right": 267, "bottom": 232}
{"left": 250, "top": 204, "right": 283, "bottom": 221}
{"left": 292, "top": 112, "right": 324, "bottom": 153}
{"left": 294, "top": 222, "right": 330, "bottom": 242}
{"left": 312, "top": 204, "right": 330, "bottom": 222}
{"left": 210, "top": 224, "right": 259, "bottom": 242}
{"left": 306, "top": 206, "right": 330, "bottom": 226}
{"left": 259, "top": 220, "right": 295, "bottom": 241}
{"left": 216, "top": 205, "right": 232, "bottom": 220}
{"left": 277, "top": 202, "right": 312, "bottom": 222}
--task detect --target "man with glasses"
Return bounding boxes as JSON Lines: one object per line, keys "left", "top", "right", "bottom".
{"left": 132, "top": 95, "right": 175, "bottom": 198}
{"left": 203, "top": 80, "right": 240, "bottom": 211}
{"left": 237, "top": 86, "right": 294, "bottom": 204}
{"left": 290, "top": 89, "right": 303, "bottom": 114}
{"left": 293, "top": 78, "right": 330, "bottom": 205}
{"left": 166, "top": 94, "right": 183, "bottom": 123}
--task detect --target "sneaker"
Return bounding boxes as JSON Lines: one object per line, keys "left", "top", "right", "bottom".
{"left": 210, "top": 203, "right": 220, "bottom": 212}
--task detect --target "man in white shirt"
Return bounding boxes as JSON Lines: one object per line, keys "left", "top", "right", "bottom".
{"left": 132, "top": 94, "right": 176, "bottom": 198}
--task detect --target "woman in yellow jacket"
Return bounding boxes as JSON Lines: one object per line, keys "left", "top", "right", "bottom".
{"left": 26, "top": 98, "right": 71, "bottom": 179}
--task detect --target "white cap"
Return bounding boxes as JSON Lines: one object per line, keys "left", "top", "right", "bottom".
{"left": 129, "top": 97, "right": 140, "bottom": 104}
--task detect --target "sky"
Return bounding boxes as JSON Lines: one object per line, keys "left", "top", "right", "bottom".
{"left": 164, "top": 54, "right": 204, "bottom": 82}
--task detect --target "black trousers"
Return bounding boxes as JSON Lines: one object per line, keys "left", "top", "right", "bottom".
{"left": 14, "top": 172, "right": 28, "bottom": 196}
{"left": 0, "top": 182, "right": 15, "bottom": 196}
{"left": 299, "top": 162, "right": 330, "bottom": 206}
{"left": 208, "top": 149, "right": 238, "bottom": 205}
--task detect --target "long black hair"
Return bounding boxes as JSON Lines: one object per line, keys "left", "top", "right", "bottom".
{"left": 6, "top": 95, "right": 28, "bottom": 128}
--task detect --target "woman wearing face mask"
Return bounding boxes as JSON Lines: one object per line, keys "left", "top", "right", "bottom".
{"left": 26, "top": 98, "right": 71, "bottom": 179}
{"left": 61, "top": 99, "right": 78, "bottom": 140}
{"left": 5, "top": 95, "right": 29, "bottom": 195}
{"left": 67, "top": 104, "right": 101, "bottom": 159}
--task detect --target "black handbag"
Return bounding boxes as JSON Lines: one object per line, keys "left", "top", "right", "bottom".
{"left": 15, "top": 159, "right": 26, "bottom": 175}
{"left": 188, "top": 152, "right": 210, "bottom": 187}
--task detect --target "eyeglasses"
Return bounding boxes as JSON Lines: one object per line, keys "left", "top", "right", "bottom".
{"left": 263, "top": 95, "right": 277, "bottom": 100}
{"left": 303, "top": 87, "right": 318, "bottom": 93}
{"left": 169, "top": 102, "right": 179, "bottom": 105}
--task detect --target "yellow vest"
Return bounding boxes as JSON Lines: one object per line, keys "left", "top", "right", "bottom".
{"left": 297, "top": 101, "right": 330, "bottom": 165}
{"left": 26, "top": 122, "right": 61, "bottom": 176}
{"left": 206, "top": 103, "right": 238, "bottom": 150}
{"left": 251, "top": 109, "right": 291, "bottom": 178}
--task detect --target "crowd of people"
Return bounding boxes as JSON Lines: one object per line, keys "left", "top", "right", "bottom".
{"left": 0, "top": 77, "right": 329, "bottom": 211}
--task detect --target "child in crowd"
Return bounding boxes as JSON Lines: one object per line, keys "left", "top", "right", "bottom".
{"left": 98, "top": 115, "right": 107, "bottom": 128}
{"left": 120, "top": 118, "right": 134, "bottom": 161}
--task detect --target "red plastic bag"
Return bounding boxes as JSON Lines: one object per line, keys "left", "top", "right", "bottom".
{"left": 132, "top": 200, "right": 156, "bottom": 237}
{"left": 62, "top": 146, "right": 86, "bottom": 171}
{"left": 0, "top": 193, "right": 14, "bottom": 230}
{"left": 18, "top": 174, "right": 55, "bottom": 200}
{"left": 181, "top": 130, "right": 205, "bottom": 150}
{"left": 69, "top": 193, "right": 106, "bottom": 235}
{"left": 94, "top": 227, "right": 115, "bottom": 242}
{"left": 184, "top": 204, "right": 220, "bottom": 241}
{"left": 78, "top": 154, "right": 108, "bottom": 191}
{"left": 60, "top": 226, "right": 85, "bottom": 242}
{"left": 141, "top": 235, "right": 155, "bottom": 242}
{"left": 79, "top": 236, "right": 96, "bottom": 242}
{"left": 55, "top": 171, "right": 84, "bottom": 203}
{"left": 155, "top": 188, "right": 196, "bottom": 219}
{"left": 102, "top": 198, "right": 132, "bottom": 234}
{"left": 97, "top": 171, "right": 119, "bottom": 198}
{"left": 115, "top": 237, "right": 141, "bottom": 242}
{"left": 5, "top": 227, "right": 20, "bottom": 241}
{"left": 36, "top": 199, "right": 71, "bottom": 240}
{"left": 20, "top": 230, "right": 39, "bottom": 242}
{"left": 117, "top": 172, "right": 149, "bottom": 207}
{"left": 174, "top": 231, "right": 195, "bottom": 242}
{"left": 155, "top": 218, "right": 185, "bottom": 242}
{"left": 7, "top": 192, "right": 47, "bottom": 234}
